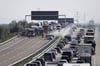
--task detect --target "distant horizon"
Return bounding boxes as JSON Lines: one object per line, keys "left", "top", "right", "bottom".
{"left": 0, "top": 20, "right": 100, "bottom": 25}
{"left": 0, "top": 0, "right": 100, "bottom": 24}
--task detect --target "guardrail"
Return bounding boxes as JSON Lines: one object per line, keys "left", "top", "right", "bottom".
{"left": 29, "top": 36, "right": 61, "bottom": 63}
{"left": 0, "top": 36, "right": 17, "bottom": 46}
{"left": 9, "top": 37, "right": 61, "bottom": 66}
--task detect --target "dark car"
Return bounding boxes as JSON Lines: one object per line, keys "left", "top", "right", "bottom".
{"left": 62, "top": 50, "right": 74, "bottom": 62}
{"left": 86, "top": 32, "right": 94, "bottom": 35}
{"left": 70, "top": 40, "right": 78, "bottom": 46}
{"left": 44, "top": 52, "right": 56, "bottom": 62}
{"left": 77, "top": 60, "right": 85, "bottom": 63}
{"left": 57, "top": 63, "right": 63, "bottom": 66}
{"left": 46, "top": 34, "right": 54, "bottom": 40}
{"left": 59, "top": 40, "right": 66, "bottom": 46}
{"left": 51, "top": 49, "right": 58, "bottom": 55}
{"left": 26, "top": 63, "right": 37, "bottom": 66}
{"left": 84, "top": 36, "right": 94, "bottom": 43}
{"left": 32, "top": 61, "right": 42, "bottom": 66}
{"left": 55, "top": 47, "right": 62, "bottom": 53}
{"left": 57, "top": 43, "right": 64, "bottom": 49}
{"left": 69, "top": 47, "right": 78, "bottom": 57}
{"left": 62, "top": 38, "right": 68, "bottom": 44}
{"left": 36, "top": 58, "right": 45, "bottom": 66}
{"left": 61, "top": 55, "right": 70, "bottom": 62}
{"left": 75, "top": 36, "right": 81, "bottom": 43}
{"left": 64, "top": 34, "right": 72, "bottom": 41}
{"left": 87, "top": 29, "right": 94, "bottom": 32}
{"left": 44, "top": 53, "right": 53, "bottom": 62}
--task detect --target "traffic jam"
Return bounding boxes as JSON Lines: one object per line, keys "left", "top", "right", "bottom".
{"left": 26, "top": 20, "right": 96, "bottom": 66}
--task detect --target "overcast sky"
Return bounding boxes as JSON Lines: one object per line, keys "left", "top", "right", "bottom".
{"left": 0, "top": 0, "right": 100, "bottom": 24}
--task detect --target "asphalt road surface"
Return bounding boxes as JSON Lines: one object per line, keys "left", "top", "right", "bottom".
{"left": 92, "top": 27, "right": 100, "bottom": 66}
{"left": 0, "top": 24, "right": 75, "bottom": 66}
{"left": 0, "top": 36, "right": 49, "bottom": 66}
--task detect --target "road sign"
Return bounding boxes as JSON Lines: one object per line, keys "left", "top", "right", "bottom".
{"left": 31, "top": 11, "right": 58, "bottom": 20}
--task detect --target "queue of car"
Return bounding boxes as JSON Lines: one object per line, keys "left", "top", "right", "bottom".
{"left": 26, "top": 23, "right": 95, "bottom": 66}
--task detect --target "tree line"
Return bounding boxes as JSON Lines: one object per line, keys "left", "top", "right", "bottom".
{"left": 0, "top": 20, "right": 34, "bottom": 43}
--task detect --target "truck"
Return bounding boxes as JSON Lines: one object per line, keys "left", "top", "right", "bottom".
{"left": 84, "top": 35, "right": 94, "bottom": 44}
{"left": 78, "top": 44, "right": 92, "bottom": 66}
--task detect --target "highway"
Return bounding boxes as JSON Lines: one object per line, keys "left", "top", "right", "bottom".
{"left": 50, "top": 24, "right": 75, "bottom": 37}
{"left": 0, "top": 25, "right": 74, "bottom": 66}
{"left": 0, "top": 36, "right": 49, "bottom": 66}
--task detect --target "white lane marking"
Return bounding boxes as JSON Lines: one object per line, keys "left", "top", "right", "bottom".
{"left": 0, "top": 38, "right": 26, "bottom": 52}
{"left": 2, "top": 39, "right": 44, "bottom": 64}
{"left": 0, "top": 38, "right": 30, "bottom": 59}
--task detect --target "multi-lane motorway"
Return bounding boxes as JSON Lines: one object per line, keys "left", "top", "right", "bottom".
{"left": 0, "top": 24, "right": 74, "bottom": 66}
{"left": 0, "top": 25, "right": 99, "bottom": 66}
{"left": 0, "top": 36, "right": 49, "bottom": 66}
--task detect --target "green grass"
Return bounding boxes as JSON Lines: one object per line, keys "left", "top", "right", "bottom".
{"left": 0, "top": 33, "right": 17, "bottom": 43}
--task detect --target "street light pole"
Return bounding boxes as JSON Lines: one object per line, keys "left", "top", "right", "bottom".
{"left": 77, "top": 11, "right": 79, "bottom": 25}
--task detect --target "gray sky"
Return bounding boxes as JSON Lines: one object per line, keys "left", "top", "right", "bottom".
{"left": 0, "top": 0, "right": 100, "bottom": 24}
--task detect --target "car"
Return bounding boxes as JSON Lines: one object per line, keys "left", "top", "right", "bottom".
{"left": 62, "top": 38, "right": 68, "bottom": 44}
{"left": 32, "top": 61, "right": 42, "bottom": 66}
{"left": 70, "top": 39, "right": 78, "bottom": 46}
{"left": 51, "top": 49, "right": 58, "bottom": 55}
{"left": 75, "top": 36, "right": 81, "bottom": 43}
{"left": 48, "top": 51, "right": 56, "bottom": 59}
{"left": 20, "top": 31, "right": 25, "bottom": 36}
{"left": 64, "top": 34, "right": 72, "bottom": 41}
{"left": 56, "top": 24, "right": 61, "bottom": 30}
{"left": 80, "top": 29, "right": 85, "bottom": 32}
{"left": 87, "top": 29, "right": 94, "bottom": 32}
{"left": 57, "top": 43, "right": 64, "bottom": 49}
{"left": 86, "top": 32, "right": 94, "bottom": 35}
{"left": 44, "top": 52, "right": 56, "bottom": 62}
{"left": 62, "top": 50, "right": 74, "bottom": 62}
{"left": 59, "top": 40, "right": 66, "bottom": 46}
{"left": 57, "top": 63, "right": 63, "bottom": 66}
{"left": 58, "top": 59, "right": 68, "bottom": 63}
{"left": 55, "top": 47, "right": 62, "bottom": 53}
{"left": 36, "top": 58, "right": 45, "bottom": 66}
{"left": 61, "top": 55, "right": 70, "bottom": 62}
{"left": 26, "top": 63, "right": 37, "bottom": 66}
{"left": 68, "top": 47, "right": 78, "bottom": 57}
{"left": 77, "top": 32, "right": 83, "bottom": 38}
{"left": 46, "top": 34, "right": 54, "bottom": 40}
{"left": 84, "top": 36, "right": 94, "bottom": 43}
{"left": 44, "top": 52, "right": 53, "bottom": 62}
{"left": 77, "top": 60, "right": 85, "bottom": 63}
